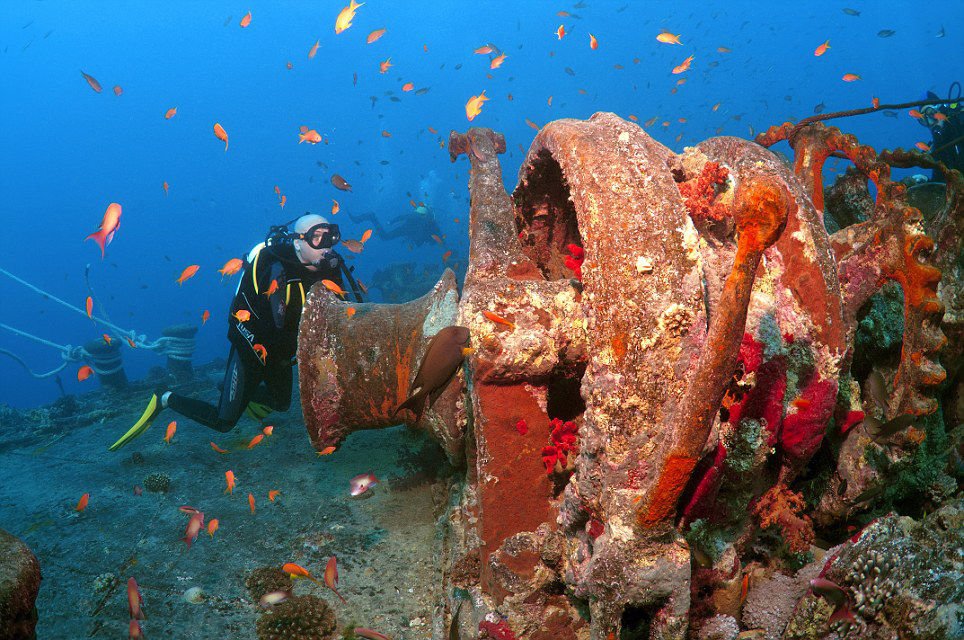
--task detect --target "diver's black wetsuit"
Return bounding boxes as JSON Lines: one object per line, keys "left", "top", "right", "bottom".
{"left": 166, "top": 242, "right": 345, "bottom": 431}
{"left": 349, "top": 210, "right": 442, "bottom": 247}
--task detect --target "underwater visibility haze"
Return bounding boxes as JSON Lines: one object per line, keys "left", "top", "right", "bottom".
{"left": 0, "top": 1, "right": 962, "bottom": 639}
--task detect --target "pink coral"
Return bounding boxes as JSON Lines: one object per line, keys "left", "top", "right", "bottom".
{"left": 779, "top": 377, "right": 837, "bottom": 469}
{"left": 751, "top": 483, "right": 815, "bottom": 553}
{"left": 479, "top": 619, "right": 517, "bottom": 640}
{"left": 541, "top": 418, "right": 580, "bottom": 474}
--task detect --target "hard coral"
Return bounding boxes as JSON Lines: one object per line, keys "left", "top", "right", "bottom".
{"left": 255, "top": 594, "right": 337, "bottom": 640}
{"left": 246, "top": 567, "right": 294, "bottom": 601}
{"left": 678, "top": 161, "right": 730, "bottom": 222}
{"left": 143, "top": 472, "right": 171, "bottom": 493}
{"left": 751, "top": 483, "right": 815, "bottom": 554}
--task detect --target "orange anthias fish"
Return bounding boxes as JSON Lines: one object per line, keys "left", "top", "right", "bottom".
{"left": 283, "top": 562, "right": 321, "bottom": 584}
{"left": 324, "top": 555, "right": 348, "bottom": 603}
{"left": 224, "top": 470, "right": 235, "bottom": 494}
{"left": 335, "top": 0, "right": 363, "bottom": 34}
{"left": 201, "top": 310, "right": 210, "bottom": 325}
{"left": 128, "top": 577, "right": 145, "bottom": 620}
{"left": 210, "top": 442, "right": 229, "bottom": 454}
{"left": 177, "top": 265, "right": 200, "bottom": 285}
{"left": 465, "top": 90, "right": 489, "bottom": 121}
{"left": 213, "top": 122, "right": 229, "bottom": 150}
{"left": 402, "top": 82, "right": 414, "bottom": 92}
{"left": 263, "top": 279, "right": 280, "bottom": 297}
{"left": 253, "top": 343, "right": 268, "bottom": 362}
{"left": 589, "top": 34, "right": 598, "bottom": 50}
{"left": 207, "top": 519, "right": 219, "bottom": 537}
{"left": 490, "top": 53, "right": 507, "bottom": 69}
{"left": 299, "top": 127, "right": 322, "bottom": 144}
{"left": 360, "top": 229, "right": 372, "bottom": 244}
{"left": 317, "top": 445, "right": 337, "bottom": 456}
{"left": 247, "top": 434, "right": 264, "bottom": 449}
{"left": 814, "top": 40, "right": 830, "bottom": 56}
{"left": 262, "top": 425, "right": 274, "bottom": 436}
{"left": 183, "top": 511, "right": 204, "bottom": 549}
{"left": 331, "top": 199, "right": 340, "bottom": 215}
{"left": 77, "top": 366, "right": 94, "bottom": 382}
{"left": 85, "top": 202, "right": 122, "bottom": 259}
{"left": 76, "top": 493, "right": 90, "bottom": 512}
{"left": 842, "top": 73, "right": 861, "bottom": 82}
{"left": 102, "top": 334, "right": 112, "bottom": 346}
{"left": 268, "top": 490, "right": 281, "bottom": 501}
{"left": 86, "top": 296, "right": 93, "bottom": 318}
{"left": 165, "top": 107, "right": 177, "bottom": 119}
{"left": 483, "top": 310, "right": 516, "bottom": 330}
{"left": 672, "top": 55, "right": 694, "bottom": 74}
{"left": 474, "top": 45, "right": 494, "bottom": 54}
{"left": 308, "top": 39, "right": 320, "bottom": 59}
{"left": 219, "top": 258, "right": 243, "bottom": 278}
{"left": 321, "top": 279, "right": 347, "bottom": 297}
{"left": 129, "top": 619, "right": 144, "bottom": 639}
{"left": 657, "top": 31, "right": 682, "bottom": 45}
{"left": 379, "top": 57, "right": 392, "bottom": 73}
{"left": 556, "top": 24, "right": 566, "bottom": 39}
{"left": 80, "top": 70, "right": 102, "bottom": 92}
{"left": 908, "top": 109, "right": 924, "bottom": 119}
{"left": 113, "top": 85, "right": 123, "bottom": 96}
{"left": 367, "top": 28, "right": 386, "bottom": 44}
{"left": 916, "top": 141, "right": 931, "bottom": 152}
{"left": 248, "top": 493, "right": 256, "bottom": 514}
{"left": 341, "top": 239, "right": 365, "bottom": 253}
{"left": 239, "top": 11, "right": 252, "bottom": 28}
{"left": 162, "top": 181, "right": 169, "bottom": 195}
{"left": 232, "top": 309, "right": 251, "bottom": 322}
{"left": 164, "top": 421, "right": 177, "bottom": 444}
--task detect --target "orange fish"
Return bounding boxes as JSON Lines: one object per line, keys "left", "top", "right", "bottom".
{"left": 490, "top": 53, "right": 507, "bottom": 69}
{"left": 299, "top": 128, "right": 322, "bottom": 144}
{"left": 162, "top": 181, "right": 169, "bottom": 195}
{"left": 361, "top": 229, "right": 372, "bottom": 243}
{"left": 76, "top": 493, "right": 90, "bottom": 512}
{"left": 547, "top": 95, "right": 553, "bottom": 106}
{"left": 224, "top": 470, "right": 235, "bottom": 494}
{"left": 127, "top": 577, "right": 144, "bottom": 620}
{"left": 381, "top": 130, "right": 392, "bottom": 138}
{"left": 129, "top": 620, "right": 144, "bottom": 639}
{"left": 102, "top": 334, "right": 112, "bottom": 346}
{"left": 712, "top": 102, "right": 721, "bottom": 111}
{"left": 442, "top": 250, "right": 452, "bottom": 262}
{"left": 219, "top": 258, "right": 243, "bottom": 278}
{"left": 263, "top": 279, "right": 280, "bottom": 297}
{"left": 915, "top": 142, "right": 931, "bottom": 152}
{"left": 279, "top": 195, "right": 286, "bottom": 209}
{"left": 427, "top": 126, "right": 438, "bottom": 134}
{"left": 402, "top": 82, "right": 414, "bottom": 91}
{"left": 814, "top": 40, "right": 830, "bottom": 56}
{"left": 589, "top": 34, "right": 598, "bottom": 50}
{"left": 908, "top": 109, "right": 924, "bottom": 119}
{"left": 210, "top": 442, "right": 229, "bottom": 454}
{"left": 367, "top": 28, "right": 386, "bottom": 44}
{"left": 113, "top": 85, "right": 123, "bottom": 96}
{"left": 672, "top": 55, "right": 694, "bottom": 74}
{"left": 232, "top": 309, "right": 251, "bottom": 322}
{"left": 842, "top": 73, "right": 861, "bottom": 82}
{"left": 483, "top": 310, "right": 515, "bottom": 330}
{"left": 308, "top": 39, "right": 320, "bottom": 59}
{"left": 335, "top": 0, "right": 363, "bottom": 34}
{"left": 268, "top": 490, "right": 281, "bottom": 501}
{"left": 77, "top": 366, "right": 94, "bottom": 382}
{"left": 657, "top": 31, "right": 682, "bottom": 45}
{"left": 933, "top": 112, "right": 947, "bottom": 122}
{"left": 283, "top": 563, "right": 321, "bottom": 584}
{"left": 525, "top": 118, "right": 540, "bottom": 130}
{"left": 474, "top": 45, "right": 494, "bottom": 54}
{"left": 183, "top": 511, "right": 204, "bottom": 549}
{"left": 86, "top": 296, "right": 93, "bottom": 318}
{"left": 346, "top": 307, "right": 356, "bottom": 317}
{"left": 379, "top": 57, "right": 392, "bottom": 73}
{"left": 740, "top": 573, "right": 751, "bottom": 605}
{"left": 164, "top": 421, "right": 177, "bottom": 444}
{"left": 341, "top": 239, "right": 364, "bottom": 253}
{"left": 201, "top": 309, "right": 210, "bottom": 325}
{"left": 274, "top": 185, "right": 281, "bottom": 196}
{"left": 321, "top": 279, "right": 347, "bottom": 297}
{"left": 872, "top": 97, "right": 880, "bottom": 108}
{"left": 331, "top": 199, "right": 340, "bottom": 215}
{"left": 465, "top": 91, "right": 489, "bottom": 121}
{"left": 317, "top": 445, "right": 337, "bottom": 456}
{"left": 556, "top": 25, "right": 566, "bottom": 39}
{"left": 80, "top": 70, "right": 102, "bottom": 92}
{"left": 86, "top": 202, "right": 122, "bottom": 259}
{"left": 262, "top": 425, "right": 274, "bottom": 436}
{"left": 248, "top": 493, "right": 256, "bottom": 514}
{"left": 287, "top": 61, "right": 293, "bottom": 70}
{"left": 324, "top": 555, "right": 347, "bottom": 603}
{"left": 431, "top": 234, "right": 443, "bottom": 244}
{"left": 126, "top": 337, "right": 137, "bottom": 348}
{"left": 253, "top": 343, "right": 268, "bottom": 362}
{"left": 247, "top": 434, "right": 264, "bottom": 449}
{"left": 240, "top": 11, "right": 251, "bottom": 28}
{"left": 165, "top": 107, "right": 177, "bottom": 119}
{"left": 213, "top": 122, "right": 229, "bottom": 150}
{"left": 207, "top": 519, "right": 219, "bottom": 537}
{"left": 717, "top": 46, "right": 732, "bottom": 53}
{"left": 177, "top": 264, "right": 199, "bottom": 285}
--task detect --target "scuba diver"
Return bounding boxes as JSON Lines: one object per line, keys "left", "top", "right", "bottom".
{"left": 109, "top": 214, "right": 364, "bottom": 450}
{"left": 918, "top": 82, "right": 963, "bottom": 175}
{"left": 348, "top": 204, "right": 443, "bottom": 249}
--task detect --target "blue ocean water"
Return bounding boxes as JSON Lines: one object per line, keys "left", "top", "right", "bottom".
{"left": 0, "top": 1, "right": 959, "bottom": 408}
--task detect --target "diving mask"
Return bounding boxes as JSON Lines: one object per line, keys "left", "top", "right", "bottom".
{"left": 300, "top": 223, "right": 341, "bottom": 249}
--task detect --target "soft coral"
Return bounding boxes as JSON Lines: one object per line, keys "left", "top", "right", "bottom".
{"left": 541, "top": 418, "right": 579, "bottom": 474}
{"left": 751, "top": 483, "right": 815, "bottom": 554}
{"left": 677, "top": 161, "right": 730, "bottom": 222}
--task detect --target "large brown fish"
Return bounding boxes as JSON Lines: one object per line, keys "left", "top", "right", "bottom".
{"left": 394, "top": 326, "right": 471, "bottom": 422}
{"left": 331, "top": 174, "right": 352, "bottom": 191}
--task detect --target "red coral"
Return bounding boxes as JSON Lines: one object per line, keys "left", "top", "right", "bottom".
{"left": 541, "top": 418, "right": 580, "bottom": 475}
{"left": 563, "top": 243, "right": 584, "bottom": 280}
{"left": 680, "top": 442, "right": 727, "bottom": 526}
{"left": 779, "top": 376, "right": 837, "bottom": 469}
{"left": 678, "top": 161, "right": 730, "bottom": 222}
{"left": 737, "top": 332, "right": 764, "bottom": 374}
{"left": 839, "top": 410, "right": 864, "bottom": 435}
{"left": 751, "top": 483, "right": 815, "bottom": 554}
{"left": 514, "top": 419, "right": 528, "bottom": 435}
{"left": 479, "top": 619, "right": 517, "bottom": 640}
{"left": 729, "top": 357, "right": 787, "bottom": 446}
{"left": 587, "top": 518, "right": 605, "bottom": 539}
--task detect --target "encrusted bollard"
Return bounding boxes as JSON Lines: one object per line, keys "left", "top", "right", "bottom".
{"left": 82, "top": 338, "right": 127, "bottom": 389}
{"left": 0, "top": 529, "right": 41, "bottom": 640}
{"left": 161, "top": 324, "right": 198, "bottom": 382}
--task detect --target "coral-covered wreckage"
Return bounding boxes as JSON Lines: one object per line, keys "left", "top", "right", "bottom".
{"left": 297, "top": 113, "right": 962, "bottom": 639}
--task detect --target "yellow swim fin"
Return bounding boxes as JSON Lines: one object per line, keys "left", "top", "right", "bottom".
{"left": 108, "top": 393, "right": 162, "bottom": 451}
